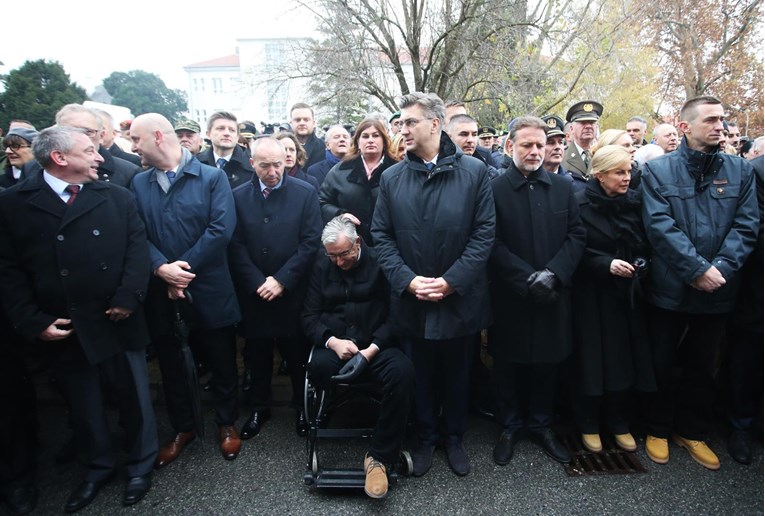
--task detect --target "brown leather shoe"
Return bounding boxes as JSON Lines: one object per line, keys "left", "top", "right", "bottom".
{"left": 219, "top": 426, "right": 241, "bottom": 461}
{"left": 154, "top": 432, "right": 195, "bottom": 469}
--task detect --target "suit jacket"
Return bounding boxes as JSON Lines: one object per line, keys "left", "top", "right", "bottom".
{"left": 196, "top": 145, "right": 254, "bottom": 190}
{"left": 108, "top": 142, "right": 142, "bottom": 167}
{"left": 131, "top": 157, "right": 240, "bottom": 330}
{"left": 229, "top": 175, "right": 322, "bottom": 339}
{"left": 562, "top": 142, "right": 590, "bottom": 180}
{"left": 0, "top": 172, "right": 150, "bottom": 365}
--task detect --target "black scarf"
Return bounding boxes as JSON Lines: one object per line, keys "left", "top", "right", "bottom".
{"left": 584, "top": 179, "right": 648, "bottom": 260}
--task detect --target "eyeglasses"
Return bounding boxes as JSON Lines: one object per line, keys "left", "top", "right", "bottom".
{"left": 3, "top": 143, "right": 31, "bottom": 151}
{"left": 401, "top": 118, "right": 427, "bottom": 129}
{"left": 325, "top": 243, "right": 357, "bottom": 260}
{"left": 74, "top": 127, "right": 100, "bottom": 137}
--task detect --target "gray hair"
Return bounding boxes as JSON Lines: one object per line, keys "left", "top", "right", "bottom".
{"left": 55, "top": 104, "right": 102, "bottom": 130}
{"left": 321, "top": 216, "right": 358, "bottom": 246}
{"left": 752, "top": 136, "right": 764, "bottom": 154}
{"left": 399, "top": 92, "right": 445, "bottom": 126}
{"left": 627, "top": 116, "right": 648, "bottom": 129}
{"left": 249, "top": 136, "right": 285, "bottom": 157}
{"left": 447, "top": 114, "right": 477, "bottom": 133}
{"left": 508, "top": 116, "right": 548, "bottom": 141}
{"left": 32, "top": 126, "right": 88, "bottom": 168}
{"left": 633, "top": 143, "right": 665, "bottom": 167}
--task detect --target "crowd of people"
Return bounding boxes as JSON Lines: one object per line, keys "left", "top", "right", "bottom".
{"left": 0, "top": 93, "right": 762, "bottom": 512}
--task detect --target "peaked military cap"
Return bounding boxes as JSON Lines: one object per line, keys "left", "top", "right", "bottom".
{"left": 478, "top": 126, "right": 497, "bottom": 138}
{"left": 542, "top": 115, "right": 566, "bottom": 137}
{"left": 174, "top": 118, "right": 201, "bottom": 133}
{"left": 565, "top": 100, "right": 603, "bottom": 123}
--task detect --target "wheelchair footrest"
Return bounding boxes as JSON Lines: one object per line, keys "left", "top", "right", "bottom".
{"left": 314, "top": 469, "right": 366, "bottom": 489}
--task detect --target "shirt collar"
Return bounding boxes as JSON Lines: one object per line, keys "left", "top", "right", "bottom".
{"left": 43, "top": 170, "right": 82, "bottom": 197}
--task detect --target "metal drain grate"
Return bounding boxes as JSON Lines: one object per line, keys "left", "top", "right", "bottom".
{"left": 561, "top": 434, "right": 647, "bottom": 476}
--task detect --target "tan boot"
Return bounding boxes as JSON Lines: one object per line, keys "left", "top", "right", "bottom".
{"left": 614, "top": 433, "right": 637, "bottom": 452}
{"left": 673, "top": 435, "right": 720, "bottom": 470}
{"left": 581, "top": 433, "right": 602, "bottom": 453}
{"left": 364, "top": 454, "right": 388, "bottom": 499}
{"left": 645, "top": 435, "right": 669, "bottom": 464}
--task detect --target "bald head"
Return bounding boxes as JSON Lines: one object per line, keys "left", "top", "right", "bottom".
{"left": 130, "top": 113, "right": 181, "bottom": 169}
{"left": 653, "top": 123, "right": 679, "bottom": 153}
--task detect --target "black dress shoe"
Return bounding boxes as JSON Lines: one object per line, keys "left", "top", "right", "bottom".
{"left": 242, "top": 369, "right": 253, "bottom": 393}
{"left": 64, "top": 476, "right": 112, "bottom": 513}
{"left": 532, "top": 428, "right": 571, "bottom": 463}
{"left": 411, "top": 443, "right": 436, "bottom": 477}
{"left": 446, "top": 440, "right": 470, "bottom": 476}
{"left": 122, "top": 474, "right": 151, "bottom": 506}
{"left": 493, "top": 429, "right": 520, "bottom": 466}
{"left": 5, "top": 485, "right": 37, "bottom": 516}
{"left": 240, "top": 410, "right": 270, "bottom": 440}
{"left": 295, "top": 409, "right": 308, "bottom": 437}
{"left": 728, "top": 430, "right": 752, "bottom": 465}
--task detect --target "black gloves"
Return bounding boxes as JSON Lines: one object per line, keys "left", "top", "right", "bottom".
{"left": 330, "top": 352, "right": 369, "bottom": 384}
{"left": 527, "top": 268, "right": 559, "bottom": 304}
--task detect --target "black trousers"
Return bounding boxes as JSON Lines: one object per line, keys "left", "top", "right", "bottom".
{"left": 575, "top": 391, "right": 632, "bottom": 435}
{"left": 726, "top": 325, "right": 764, "bottom": 432}
{"left": 308, "top": 347, "right": 415, "bottom": 464}
{"left": 244, "top": 337, "right": 307, "bottom": 410}
{"left": 493, "top": 360, "right": 559, "bottom": 432}
{"left": 50, "top": 342, "right": 158, "bottom": 482}
{"left": 643, "top": 306, "right": 727, "bottom": 440}
{"left": 405, "top": 335, "right": 475, "bottom": 445}
{"left": 0, "top": 329, "right": 37, "bottom": 493}
{"left": 155, "top": 326, "right": 238, "bottom": 431}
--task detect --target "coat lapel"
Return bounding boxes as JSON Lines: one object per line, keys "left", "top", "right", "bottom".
{"left": 59, "top": 183, "right": 108, "bottom": 230}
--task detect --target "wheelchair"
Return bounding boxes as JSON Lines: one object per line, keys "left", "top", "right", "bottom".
{"left": 302, "top": 348, "right": 414, "bottom": 490}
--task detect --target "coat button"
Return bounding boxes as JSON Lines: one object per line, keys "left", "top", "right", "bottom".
{"left": 57, "top": 235, "right": 64, "bottom": 241}
{"left": 60, "top": 269, "right": 69, "bottom": 277}
{"left": 92, "top": 229, "right": 100, "bottom": 236}
{"left": 100, "top": 263, "right": 108, "bottom": 270}
{"left": 264, "top": 217, "right": 270, "bottom": 223}
{"left": 262, "top": 248, "right": 268, "bottom": 254}
{"left": 529, "top": 184, "right": 535, "bottom": 190}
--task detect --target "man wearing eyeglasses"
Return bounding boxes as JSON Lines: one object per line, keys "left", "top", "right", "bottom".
{"left": 229, "top": 136, "right": 322, "bottom": 441}
{"left": 53, "top": 104, "right": 140, "bottom": 187}
{"left": 371, "top": 92, "right": 495, "bottom": 478}
{"left": 301, "top": 216, "right": 414, "bottom": 499}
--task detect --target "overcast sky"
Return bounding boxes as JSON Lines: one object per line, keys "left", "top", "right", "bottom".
{"left": 1, "top": 1, "right": 316, "bottom": 94}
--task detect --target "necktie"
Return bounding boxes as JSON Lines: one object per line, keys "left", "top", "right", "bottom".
{"left": 425, "top": 162, "right": 435, "bottom": 170}
{"left": 263, "top": 187, "right": 273, "bottom": 199}
{"left": 166, "top": 171, "right": 177, "bottom": 184}
{"left": 583, "top": 150, "right": 591, "bottom": 168}
{"left": 216, "top": 158, "right": 227, "bottom": 169}
{"left": 65, "top": 185, "right": 80, "bottom": 206}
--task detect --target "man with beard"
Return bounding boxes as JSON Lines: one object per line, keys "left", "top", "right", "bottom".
{"left": 489, "top": 116, "right": 586, "bottom": 467}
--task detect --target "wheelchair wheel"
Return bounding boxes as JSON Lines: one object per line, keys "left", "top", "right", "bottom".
{"left": 311, "top": 449, "right": 319, "bottom": 475}
{"left": 400, "top": 450, "right": 414, "bottom": 476}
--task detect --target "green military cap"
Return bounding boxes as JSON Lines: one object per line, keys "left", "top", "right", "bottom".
{"left": 478, "top": 126, "right": 497, "bottom": 138}
{"left": 389, "top": 111, "right": 401, "bottom": 123}
{"left": 565, "top": 100, "right": 603, "bottom": 123}
{"left": 174, "top": 118, "right": 201, "bottom": 133}
{"left": 542, "top": 115, "right": 566, "bottom": 137}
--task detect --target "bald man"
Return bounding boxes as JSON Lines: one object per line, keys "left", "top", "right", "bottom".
{"left": 653, "top": 124, "right": 679, "bottom": 153}
{"left": 129, "top": 114, "right": 242, "bottom": 467}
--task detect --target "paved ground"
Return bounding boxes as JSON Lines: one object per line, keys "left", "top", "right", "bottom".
{"left": 24, "top": 366, "right": 764, "bottom": 516}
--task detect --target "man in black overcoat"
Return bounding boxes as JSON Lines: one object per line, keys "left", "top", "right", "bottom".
{"left": 0, "top": 127, "right": 157, "bottom": 512}
{"left": 489, "top": 116, "right": 586, "bottom": 466}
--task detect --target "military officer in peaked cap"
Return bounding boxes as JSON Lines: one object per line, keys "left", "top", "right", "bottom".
{"left": 562, "top": 100, "right": 603, "bottom": 180}
{"left": 542, "top": 115, "right": 585, "bottom": 192}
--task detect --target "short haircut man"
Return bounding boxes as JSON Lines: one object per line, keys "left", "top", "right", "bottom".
{"left": 290, "top": 102, "right": 325, "bottom": 169}
{"left": 307, "top": 124, "right": 351, "bottom": 186}
{"left": 0, "top": 126, "right": 157, "bottom": 511}
{"left": 626, "top": 116, "right": 648, "bottom": 147}
{"left": 196, "top": 111, "right": 254, "bottom": 189}
{"left": 726, "top": 121, "right": 741, "bottom": 150}
{"left": 129, "top": 113, "right": 242, "bottom": 466}
{"left": 371, "top": 91, "right": 495, "bottom": 478}
{"left": 228, "top": 136, "right": 322, "bottom": 441}
{"left": 444, "top": 99, "right": 467, "bottom": 125}
{"left": 639, "top": 95, "right": 759, "bottom": 470}
{"left": 489, "top": 115, "right": 586, "bottom": 467}
{"left": 302, "top": 216, "right": 415, "bottom": 499}
{"left": 653, "top": 123, "right": 679, "bottom": 153}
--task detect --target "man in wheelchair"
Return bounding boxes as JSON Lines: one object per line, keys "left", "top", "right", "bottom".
{"left": 302, "top": 216, "right": 415, "bottom": 499}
